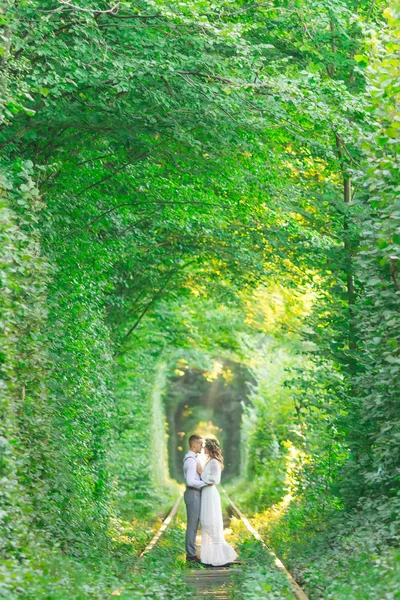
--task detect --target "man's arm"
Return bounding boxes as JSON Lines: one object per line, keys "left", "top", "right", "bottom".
{"left": 185, "top": 457, "right": 207, "bottom": 489}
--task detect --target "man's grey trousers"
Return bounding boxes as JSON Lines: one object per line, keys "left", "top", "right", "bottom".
{"left": 184, "top": 487, "right": 201, "bottom": 558}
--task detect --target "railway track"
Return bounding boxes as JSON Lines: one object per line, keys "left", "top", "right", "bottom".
{"left": 111, "top": 496, "right": 184, "bottom": 596}
{"left": 112, "top": 489, "right": 310, "bottom": 600}
{"left": 223, "top": 490, "right": 310, "bottom": 600}
{"left": 137, "top": 493, "right": 183, "bottom": 559}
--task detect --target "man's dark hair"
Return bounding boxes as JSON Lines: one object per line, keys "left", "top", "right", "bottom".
{"left": 189, "top": 434, "right": 202, "bottom": 447}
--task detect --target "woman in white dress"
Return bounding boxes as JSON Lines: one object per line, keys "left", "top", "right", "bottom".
{"left": 196, "top": 438, "right": 238, "bottom": 566}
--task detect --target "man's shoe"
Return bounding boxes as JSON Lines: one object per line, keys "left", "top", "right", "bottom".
{"left": 186, "top": 555, "right": 201, "bottom": 563}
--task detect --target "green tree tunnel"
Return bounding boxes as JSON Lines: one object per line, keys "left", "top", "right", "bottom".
{"left": 1, "top": 0, "right": 400, "bottom": 598}
{"left": 164, "top": 359, "right": 252, "bottom": 481}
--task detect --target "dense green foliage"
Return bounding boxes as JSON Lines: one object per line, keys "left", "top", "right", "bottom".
{"left": 1, "top": 0, "right": 399, "bottom": 597}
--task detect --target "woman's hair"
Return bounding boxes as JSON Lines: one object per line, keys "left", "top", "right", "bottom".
{"left": 205, "top": 438, "right": 224, "bottom": 469}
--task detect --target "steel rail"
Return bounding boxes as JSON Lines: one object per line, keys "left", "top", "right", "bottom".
{"left": 111, "top": 493, "right": 183, "bottom": 596}
{"left": 222, "top": 489, "right": 310, "bottom": 600}
{"left": 138, "top": 493, "right": 183, "bottom": 558}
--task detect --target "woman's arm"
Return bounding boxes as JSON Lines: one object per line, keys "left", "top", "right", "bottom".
{"left": 200, "top": 459, "right": 221, "bottom": 484}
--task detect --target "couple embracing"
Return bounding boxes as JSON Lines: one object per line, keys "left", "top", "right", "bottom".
{"left": 183, "top": 434, "right": 238, "bottom": 566}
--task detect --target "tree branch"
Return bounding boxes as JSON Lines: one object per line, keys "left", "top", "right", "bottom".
{"left": 114, "top": 269, "right": 177, "bottom": 355}
{"left": 53, "top": 1, "right": 120, "bottom": 15}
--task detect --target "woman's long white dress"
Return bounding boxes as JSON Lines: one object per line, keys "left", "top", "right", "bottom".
{"left": 200, "top": 458, "right": 238, "bottom": 566}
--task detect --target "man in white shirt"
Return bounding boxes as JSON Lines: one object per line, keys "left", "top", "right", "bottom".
{"left": 183, "top": 434, "right": 208, "bottom": 562}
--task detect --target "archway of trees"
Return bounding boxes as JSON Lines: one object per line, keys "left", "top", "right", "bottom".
{"left": 1, "top": 0, "right": 399, "bottom": 598}
{"left": 164, "top": 358, "right": 250, "bottom": 481}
